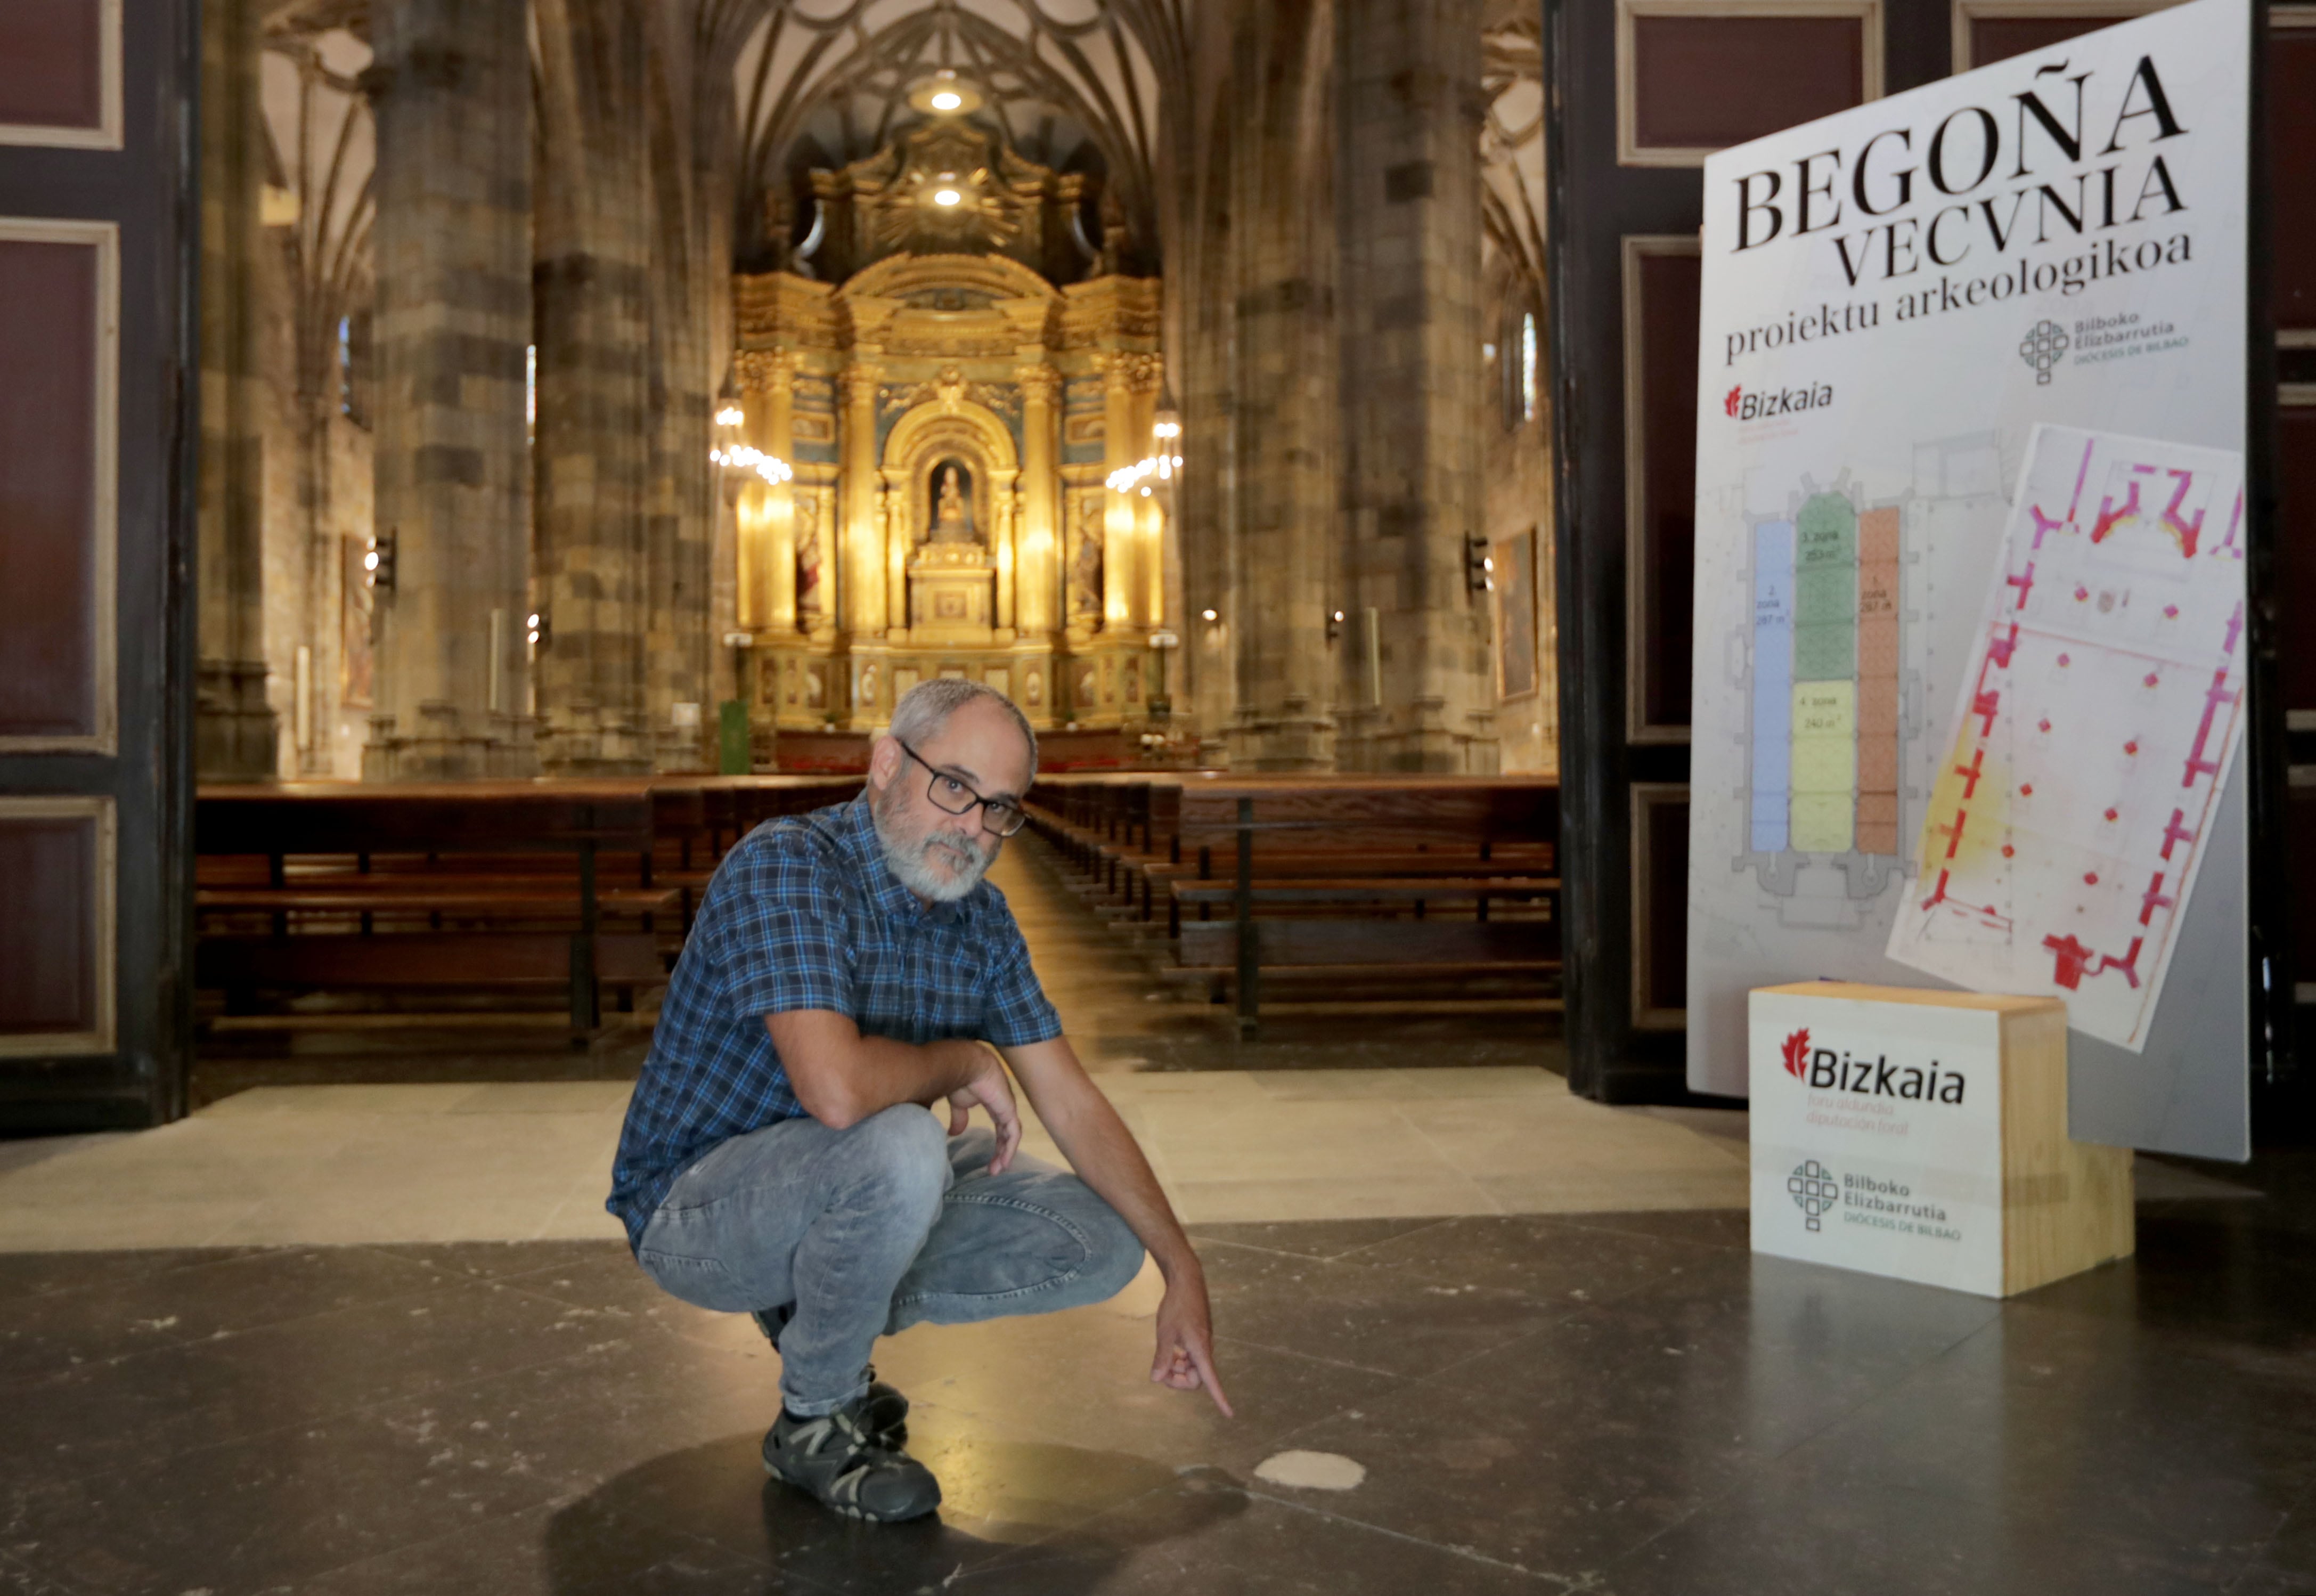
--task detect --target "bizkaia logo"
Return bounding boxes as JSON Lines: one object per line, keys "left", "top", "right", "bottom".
{"left": 1726, "top": 381, "right": 1834, "bottom": 421}
{"left": 1781, "top": 1029, "right": 1969, "bottom": 1104}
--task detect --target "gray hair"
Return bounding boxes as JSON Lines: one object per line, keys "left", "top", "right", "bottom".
{"left": 885, "top": 678, "right": 1039, "bottom": 777}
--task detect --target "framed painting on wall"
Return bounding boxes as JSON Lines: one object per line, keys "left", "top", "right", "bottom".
{"left": 1494, "top": 527, "right": 1539, "bottom": 701}
{"left": 340, "top": 535, "right": 373, "bottom": 707}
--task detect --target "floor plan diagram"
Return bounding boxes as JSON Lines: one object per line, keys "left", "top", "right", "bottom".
{"left": 1884, "top": 427, "right": 2248, "bottom": 1052}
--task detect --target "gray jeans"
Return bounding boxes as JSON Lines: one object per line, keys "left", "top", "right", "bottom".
{"left": 634, "top": 1105, "right": 1145, "bottom": 1416}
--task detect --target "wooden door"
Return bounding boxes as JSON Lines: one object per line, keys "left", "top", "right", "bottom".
{"left": 0, "top": 0, "right": 197, "bottom": 1129}
{"left": 1547, "top": 0, "right": 1935, "bottom": 1101}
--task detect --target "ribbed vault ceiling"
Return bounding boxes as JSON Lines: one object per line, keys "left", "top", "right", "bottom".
{"left": 258, "top": 3, "right": 377, "bottom": 377}
{"left": 1482, "top": 2, "right": 1546, "bottom": 298}
{"left": 729, "top": 0, "right": 1186, "bottom": 271}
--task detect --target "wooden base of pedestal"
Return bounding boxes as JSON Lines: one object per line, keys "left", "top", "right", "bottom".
{"left": 1750, "top": 982, "right": 2135, "bottom": 1298}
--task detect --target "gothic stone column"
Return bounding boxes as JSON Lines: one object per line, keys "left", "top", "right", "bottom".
{"left": 1333, "top": 0, "right": 1495, "bottom": 772}
{"left": 1221, "top": 0, "right": 1338, "bottom": 773}
{"left": 532, "top": 0, "right": 652, "bottom": 775}
{"left": 195, "top": 0, "right": 278, "bottom": 778}
{"left": 362, "top": 0, "right": 534, "bottom": 779}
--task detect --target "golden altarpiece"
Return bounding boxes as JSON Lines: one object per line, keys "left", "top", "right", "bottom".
{"left": 728, "top": 113, "right": 1168, "bottom": 740}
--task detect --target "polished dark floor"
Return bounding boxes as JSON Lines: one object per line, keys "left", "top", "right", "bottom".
{"left": 3, "top": 1160, "right": 2314, "bottom": 1595}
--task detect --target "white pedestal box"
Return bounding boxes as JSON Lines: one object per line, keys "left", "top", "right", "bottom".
{"left": 1749, "top": 982, "right": 2135, "bottom": 1298}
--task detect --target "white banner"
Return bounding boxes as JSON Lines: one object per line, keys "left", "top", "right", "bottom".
{"left": 1684, "top": 0, "right": 2252, "bottom": 1159}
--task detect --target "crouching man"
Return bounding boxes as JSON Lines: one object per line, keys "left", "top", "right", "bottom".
{"left": 607, "top": 680, "right": 1229, "bottom": 1523}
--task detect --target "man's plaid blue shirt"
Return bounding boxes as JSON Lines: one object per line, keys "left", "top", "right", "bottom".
{"left": 606, "top": 792, "right": 1063, "bottom": 1249}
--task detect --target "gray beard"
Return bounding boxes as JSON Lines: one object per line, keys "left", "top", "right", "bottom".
{"left": 873, "top": 797, "right": 991, "bottom": 903}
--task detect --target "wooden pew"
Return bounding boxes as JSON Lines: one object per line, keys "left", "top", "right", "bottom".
{"left": 197, "top": 783, "right": 671, "bottom": 1035}
{"left": 1058, "top": 777, "right": 1564, "bottom": 1032}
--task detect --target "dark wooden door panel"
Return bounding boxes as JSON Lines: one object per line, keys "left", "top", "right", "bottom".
{"left": 2275, "top": 20, "right": 2316, "bottom": 332}
{"left": 0, "top": 0, "right": 193, "bottom": 1129}
{"left": 0, "top": 804, "right": 109, "bottom": 1046}
{"left": 1551, "top": 0, "right": 1903, "bottom": 1101}
{"left": 0, "top": 230, "right": 108, "bottom": 747}
{"left": 0, "top": 0, "right": 113, "bottom": 143}
{"left": 2279, "top": 405, "right": 2316, "bottom": 712}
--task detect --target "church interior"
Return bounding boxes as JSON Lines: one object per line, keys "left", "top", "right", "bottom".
{"left": 191, "top": 0, "right": 1556, "bottom": 784}
{"left": 4, "top": 0, "right": 2316, "bottom": 1591}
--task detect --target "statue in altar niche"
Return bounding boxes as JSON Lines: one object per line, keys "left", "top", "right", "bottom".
{"left": 928, "top": 462, "right": 976, "bottom": 544}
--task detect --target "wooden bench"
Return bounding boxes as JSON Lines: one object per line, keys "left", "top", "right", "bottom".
{"left": 1026, "top": 775, "right": 1563, "bottom": 1032}
{"left": 195, "top": 776, "right": 874, "bottom": 1036}
{"left": 197, "top": 783, "right": 671, "bottom": 1035}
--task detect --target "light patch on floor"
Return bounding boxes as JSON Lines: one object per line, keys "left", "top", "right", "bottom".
{"left": 0, "top": 1068, "right": 1757, "bottom": 1251}
{"left": 1253, "top": 1450, "right": 1368, "bottom": 1491}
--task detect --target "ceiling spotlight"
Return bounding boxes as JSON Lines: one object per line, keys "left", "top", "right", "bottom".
{"left": 934, "top": 188, "right": 961, "bottom": 207}
{"left": 1201, "top": 608, "right": 1218, "bottom": 622}
{"left": 908, "top": 72, "right": 983, "bottom": 115}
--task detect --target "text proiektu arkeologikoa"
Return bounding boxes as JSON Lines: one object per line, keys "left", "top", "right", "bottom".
{"left": 1722, "top": 233, "right": 2193, "bottom": 368}
{"left": 1715, "top": 52, "right": 2208, "bottom": 368}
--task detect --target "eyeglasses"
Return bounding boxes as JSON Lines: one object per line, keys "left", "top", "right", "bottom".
{"left": 893, "top": 738, "right": 1028, "bottom": 837}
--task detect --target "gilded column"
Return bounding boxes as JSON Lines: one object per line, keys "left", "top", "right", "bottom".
{"left": 1125, "top": 354, "right": 1164, "bottom": 630}
{"left": 1015, "top": 364, "right": 1061, "bottom": 636}
{"left": 884, "top": 485, "right": 908, "bottom": 634}
{"left": 839, "top": 363, "right": 884, "bottom": 636}
{"left": 994, "top": 481, "right": 1017, "bottom": 633}
{"left": 759, "top": 350, "right": 798, "bottom": 632}
{"left": 1100, "top": 354, "right": 1138, "bottom": 633}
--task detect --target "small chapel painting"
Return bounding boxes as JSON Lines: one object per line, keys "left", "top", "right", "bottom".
{"left": 1068, "top": 494, "right": 1104, "bottom": 623}
{"left": 928, "top": 461, "right": 975, "bottom": 543}
{"left": 795, "top": 492, "right": 824, "bottom": 619}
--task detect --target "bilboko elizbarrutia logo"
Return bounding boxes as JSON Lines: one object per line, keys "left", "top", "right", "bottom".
{"left": 1789, "top": 1160, "right": 1839, "bottom": 1233}
{"left": 1779, "top": 1028, "right": 1968, "bottom": 1104}
{"left": 2020, "top": 319, "right": 2069, "bottom": 385}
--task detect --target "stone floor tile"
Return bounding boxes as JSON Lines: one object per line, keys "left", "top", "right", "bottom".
{"left": 1184, "top": 1217, "right": 1455, "bottom": 1262}
{"left": 295, "top": 1497, "right": 798, "bottom": 1596}
{"left": 1606, "top": 1461, "right": 2240, "bottom": 1596}
{"left": 1340, "top": 1212, "right": 1742, "bottom": 1308}
{"left": 956, "top": 1477, "right": 1562, "bottom": 1595}
{"left": 0, "top": 1244, "right": 445, "bottom": 1384}
{"left": 1189, "top": 1238, "right": 1568, "bottom": 1378}
{"left": 0, "top": 1247, "right": 267, "bottom": 1305}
